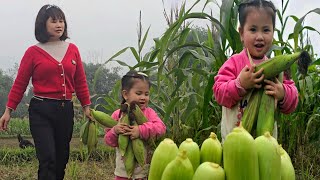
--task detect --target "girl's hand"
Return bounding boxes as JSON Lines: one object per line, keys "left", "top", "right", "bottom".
{"left": 264, "top": 78, "right": 285, "bottom": 102}
{"left": 114, "top": 123, "right": 128, "bottom": 135}
{"left": 239, "top": 65, "right": 264, "bottom": 90}
{"left": 123, "top": 125, "right": 140, "bottom": 140}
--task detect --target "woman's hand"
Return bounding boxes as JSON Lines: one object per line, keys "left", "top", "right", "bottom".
{"left": 264, "top": 78, "right": 285, "bottom": 102}
{"left": 0, "top": 108, "right": 12, "bottom": 131}
{"left": 83, "top": 106, "right": 94, "bottom": 121}
{"left": 239, "top": 65, "right": 264, "bottom": 90}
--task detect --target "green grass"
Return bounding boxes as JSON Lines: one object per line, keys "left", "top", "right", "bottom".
{"left": 0, "top": 159, "right": 115, "bottom": 180}
{"left": 0, "top": 144, "right": 116, "bottom": 179}
{"left": 0, "top": 118, "right": 101, "bottom": 138}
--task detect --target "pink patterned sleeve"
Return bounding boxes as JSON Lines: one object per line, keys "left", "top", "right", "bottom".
{"left": 278, "top": 77, "right": 298, "bottom": 114}
{"left": 104, "top": 110, "right": 120, "bottom": 147}
{"left": 213, "top": 58, "right": 244, "bottom": 108}
{"left": 138, "top": 108, "right": 166, "bottom": 140}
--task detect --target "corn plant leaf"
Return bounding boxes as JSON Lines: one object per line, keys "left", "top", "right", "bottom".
{"left": 220, "top": 0, "right": 235, "bottom": 48}
{"left": 148, "top": 100, "right": 165, "bottom": 118}
{"left": 132, "top": 61, "right": 158, "bottom": 70}
{"left": 203, "top": 0, "right": 215, "bottom": 12}
{"left": 201, "top": 73, "right": 215, "bottom": 128}
{"left": 94, "top": 47, "right": 131, "bottom": 89}
{"left": 311, "top": 58, "right": 320, "bottom": 65}
{"left": 188, "top": 49, "right": 213, "bottom": 66}
{"left": 206, "top": 25, "right": 214, "bottom": 49}
{"left": 178, "top": 28, "right": 191, "bottom": 45}
{"left": 163, "top": 97, "right": 182, "bottom": 124}
{"left": 180, "top": 94, "right": 199, "bottom": 124}
{"left": 170, "top": 69, "right": 188, "bottom": 97}
{"left": 228, "top": 23, "right": 242, "bottom": 53}
{"left": 293, "top": 8, "right": 320, "bottom": 51}
{"left": 129, "top": 47, "right": 140, "bottom": 63}
{"left": 138, "top": 26, "right": 151, "bottom": 54}
{"left": 112, "top": 60, "right": 131, "bottom": 68}
{"left": 147, "top": 48, "right": 160, "bottom": 63}
{"left": 166, "top": 42, "right": 202, "bottom": 61}
{"left": 178, "top": 51, "right": 194, "bottom": 69}
{"left": 190, "top": 68, "right": 209, "bottom": 77}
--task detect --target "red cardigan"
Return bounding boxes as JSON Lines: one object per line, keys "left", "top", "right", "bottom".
{"left": 7, "top": 43, "right": 91, "bottom": 110}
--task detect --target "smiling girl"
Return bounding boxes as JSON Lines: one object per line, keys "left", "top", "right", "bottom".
{"left": 104, "top": 70, "right": 166, "bottom": 180}
{"left": 213, "top": 0, "right": 298, "bottom": 141}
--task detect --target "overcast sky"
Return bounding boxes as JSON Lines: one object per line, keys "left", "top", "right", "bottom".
{"left": 0, "top": 0, "right": 319, "bottom": 72}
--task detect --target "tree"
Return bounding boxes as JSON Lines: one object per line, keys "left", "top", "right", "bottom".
{"left": 0, "top": 70, "right": 13, "bottom": 114}
{"left": 83, "top": 62, "right": 122, "bottom": 95}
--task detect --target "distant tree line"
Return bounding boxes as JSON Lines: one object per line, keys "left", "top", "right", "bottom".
{"left": 0, "top": 62, "right": 122, "bottom": 119}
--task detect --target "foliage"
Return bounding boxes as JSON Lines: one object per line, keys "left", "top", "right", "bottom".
{"left": 0, "top": 70, "right": 13, "bottom": 115}
{"left": 0, "top": 146, "right": 114, "bottom": 166}
{"left": 93, "top": 0, "right": 320, "bottom": 177}
{"left": 0, "top": 118, "right": 31, "bottom": 137}
{"left": 0, "top": 118, "right": 100, "bottom": 138}
{"left": 84, "top": 62, "right": 122, "bottom": 95}
{"left": 94, "top": 0, "right": 227, "bottom": 144}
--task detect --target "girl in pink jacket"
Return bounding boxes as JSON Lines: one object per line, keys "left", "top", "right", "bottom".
{"left": 104, "top": 70, "right": 166, "bottom": 180}
{"left": 213, "top": 0, "right": 298, "bottom": 141}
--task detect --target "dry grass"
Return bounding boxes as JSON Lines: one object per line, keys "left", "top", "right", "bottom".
{"left": 0, "top": 137, "right": 116, "bottom": 180}
{"left": 0, "top": 158, "right": 115, "bottom": 180}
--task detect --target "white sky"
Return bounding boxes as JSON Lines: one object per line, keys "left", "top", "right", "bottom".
{"left": 0, "top": 0, "right": 319, "bottom": 72}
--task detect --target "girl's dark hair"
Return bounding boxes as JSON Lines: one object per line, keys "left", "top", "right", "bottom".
{"left": 35, "top": 4, "right": 69, "bottom": 43}
{"left": 119, "top": 70, "right": 150, "bottom": 118}
{"left": 238, "top": 0, "right": 277, "bottom": 29}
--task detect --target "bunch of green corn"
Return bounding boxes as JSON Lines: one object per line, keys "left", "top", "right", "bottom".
{"left": 242, "top": 51, "right": 311, "bottom": 136}
{"left": 79, "top": 119, "right": 98, "bottom": 155}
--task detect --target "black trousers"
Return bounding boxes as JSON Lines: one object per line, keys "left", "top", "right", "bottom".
{"left": 28, "top": 97, "right": 74, "bottom": 180}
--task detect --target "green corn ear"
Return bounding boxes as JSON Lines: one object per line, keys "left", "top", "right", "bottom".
{"left": 200, "top": 132, "right": 222, "bottom": 165}
{"left": 118, "top": 114, "right": 130, "bottom": 156}
{"left": 242, "top": 89, "right": 263, "bottom": 133}
{"left": 131, "top": 103, "right": 148, "bottom": 124}
{"left": 130, "top": 121, "right": 147, "bottom": 168}
{"left": 161, "top": 150, "right": 194, "bottom": 180}
{"left": 256, "top": 51, "right": 311, "bottom": 79}
{"left": 274, "top": 72, "right": 284, "bottom": 132}
{"left": 280, "top": 146, "right": 295, "bottom": 180}
{"left": 179, "top": 138, "right": 200, "bottom": 171}
{"left": 80, "top": 120, "right": 90, "bottom": 145}
{"left": 91, "top": 109, "right": 117, "bottom": 128}
{"left": 256, "top": 90, "right": 275, "bottom": 136}
{"left": 149, "top": 138, "right": 179, "bottom": 180}
{"left": 223, "top": 125, "right": 259, "bottom": 180}
{"left": 255, "top": 132, "right": 281, "bottom": 180}
{"left": 132, "top": 137, "right": 146, "bottom": 168}
{"left": 124, "top": 141, "right": 135, "bottom": 178}
{"left": 87, "top": 121, "right": 98, "bottom": 155}
{"left": 130, "top": 103, "right": 157, "bottom": 149}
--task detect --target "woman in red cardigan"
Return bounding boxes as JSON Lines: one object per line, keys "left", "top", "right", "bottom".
{"left": 0, "top": 4, "right": 92, "bottom": 180}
